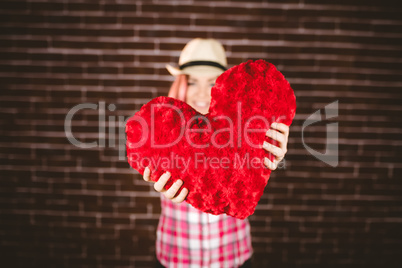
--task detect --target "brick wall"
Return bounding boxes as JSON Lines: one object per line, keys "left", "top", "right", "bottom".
{"left": 1, "top": 0, "right": 401, "bottom": 267}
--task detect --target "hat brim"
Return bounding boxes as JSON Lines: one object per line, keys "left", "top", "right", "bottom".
{"left": 166, "top": 64, "right": 226, "bottom": 77}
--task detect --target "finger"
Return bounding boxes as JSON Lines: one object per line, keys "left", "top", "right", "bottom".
{"left": 168, "top": 75, "right": 181, "bottom": 98}
{"left": 262, "top": 141, "right": 285, "bottom": 160}
{"left": 172, "top": 187, "right": 189, "bottom": 203}
{"left": 177, "top": 74, "right": 187, "bottom": 101}
{"left": 164, "top": 179, "right": 183, "bottom": 199}
{"left": 154, "top": 171, "right": 171, "bottom": 192}
{"left": 266, "top": 129, "right": 286, "bottom": 145}
{"left": 264, "top": 157, "right": 277, "bottom": 171}
{"left": 143, "top": 166, "right": 151, "bottom": 182}
{"left": 266, "top": 129, "right": 288, "bottom": 154}
{"left": 271, "top": 122, "right": 289, "bottom": 137}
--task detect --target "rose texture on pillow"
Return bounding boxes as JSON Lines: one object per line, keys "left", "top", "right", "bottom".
{"left": 126, "top": 59, "right": 296, "bottom": 219}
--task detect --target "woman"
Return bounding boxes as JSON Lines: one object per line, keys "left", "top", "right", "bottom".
{"left": 143, "top": 38, "right": 290, "bottom": 268}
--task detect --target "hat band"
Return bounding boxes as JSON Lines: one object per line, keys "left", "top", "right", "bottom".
{"left": 179, "top": 61, "right": 227, "bottom": 72}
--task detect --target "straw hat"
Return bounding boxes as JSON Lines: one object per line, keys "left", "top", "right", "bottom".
{"left": 166, "top": 38, "right": 227, "bottom": 77}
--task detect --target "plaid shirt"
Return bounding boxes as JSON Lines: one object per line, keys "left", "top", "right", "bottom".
{"left": 156, "top": 194, "right": 253, "bottom": 268}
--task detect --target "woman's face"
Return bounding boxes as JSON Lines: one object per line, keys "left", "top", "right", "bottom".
{"left": 186, "top": 74, "right": 218, "bottom": 114}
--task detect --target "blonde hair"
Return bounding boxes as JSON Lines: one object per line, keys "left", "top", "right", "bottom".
{"left": 167, "top": 74, "right": 188, "bottom": 102}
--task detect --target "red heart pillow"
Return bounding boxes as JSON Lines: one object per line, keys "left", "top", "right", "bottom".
{"left": 126, "top": 59, "right": 296, "bottom": 219}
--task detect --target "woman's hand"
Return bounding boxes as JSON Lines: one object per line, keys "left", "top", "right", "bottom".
{"left": 143, "top": 166, "right": 189, "bottom": 203}
{"left": 262, "top": 122, "right": 290, "bottom": 170}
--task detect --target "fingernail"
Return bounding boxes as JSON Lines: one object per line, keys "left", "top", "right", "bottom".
{"left": 266, "top": 130, "right": 272, "bottom": 137}
{"left": 264, "top": 157, "right": 274, "bottom": 168}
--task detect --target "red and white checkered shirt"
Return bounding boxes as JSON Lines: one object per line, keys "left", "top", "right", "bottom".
{"left": 156, "top": 194, "right": 253, "bottom": 268}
